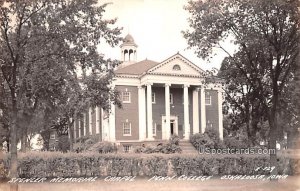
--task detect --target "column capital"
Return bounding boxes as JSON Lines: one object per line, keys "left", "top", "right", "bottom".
{"left": 138, "top": 85, "right": 145, "bottom": 89}
{"left": 183, "top": 84, "right": 190, "bottom": 88}
{"left": 165, "top": 83, "right": 171, "bottom": 87}
{"left": 145, "top": 82, "right": 153, "bottom": 86}
{"left": 195, "top": 87, "right": 201, "bottom": 92}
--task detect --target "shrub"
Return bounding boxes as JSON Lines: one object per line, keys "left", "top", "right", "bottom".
{"left": 134, "top": 137, "right": 182, "bottom": 154}
{"left": 73, "top": 141, "right": 92, "bottom": 153}
{"left": 88, "top": 141, "right": 116, "bottom": 153}
{"left": 57, "top": 135, "right": 70, "bottom": 152}
{"left": 190, "top": 133, "right": 217, "bottom": 149}
{"left": 160, "top": 143, "right": 182, "bottom": 154}
{"left": 223, "top": 137, "right": 249, "bottom": 149}
{"left": 169, "top": 135, "right": 180, "bottom": 145}
{"left": 204, "top": 129, "right": 224, "bottom": 148}
{"left": 134, "top": 146, "right": 146, "bottom": 153}
{"left": 0, "top": 162, "right": 7, "bottom": 179}
{"left": 190, "top": 129, "right": 224, "bottom": 149}
{"left": 73, "top": 137, "right": 111, "bottom": 153}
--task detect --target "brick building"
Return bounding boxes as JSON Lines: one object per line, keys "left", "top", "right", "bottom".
{"left": 71, "top": 34, "right": 224, "bottom": 152}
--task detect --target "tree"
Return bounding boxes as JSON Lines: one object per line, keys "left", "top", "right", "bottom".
{"left": 184, "top": 0, "right": 299, "bottom": 176}
{"left": 220, "top": 56, "right": 268, "bottom": 146}
{"left": 0, "top": 0, "right": 122, "bottom": 178}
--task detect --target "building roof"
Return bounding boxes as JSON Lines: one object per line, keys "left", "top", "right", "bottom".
{"left": 124, "top": 34, "right": 135, "bottom": 43}
{"left": 120, "top": 34, "right": 137, "bottom": 47}
{"left": 115, "top": 59, "right": 159, "bottom": 75}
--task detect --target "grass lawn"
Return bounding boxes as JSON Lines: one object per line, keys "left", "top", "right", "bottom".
{"left": 0, "top": 176, "right": 299, "bottom": 191}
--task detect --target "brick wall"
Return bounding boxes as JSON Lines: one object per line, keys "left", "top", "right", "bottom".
{"left": 115, "top": 85, "right": 139, "bottom": 140}
{"left": 205, "top": 89, "right": 219, "bottom": 133}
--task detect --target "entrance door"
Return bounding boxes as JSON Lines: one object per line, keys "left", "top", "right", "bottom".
{"left": 170, "top": 121, "right": 174, "bottom": 135}
{"left": 162, "top": 116, "right": 178, "bottom": 140}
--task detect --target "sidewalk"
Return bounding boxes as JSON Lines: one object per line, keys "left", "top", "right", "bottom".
{"left": 1, "top": 176, "right": 299, "bottom": 191}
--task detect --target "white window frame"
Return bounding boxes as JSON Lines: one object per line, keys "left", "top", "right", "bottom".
{"left": 123, "top": 145, "right": 132, "bottom": 152}
{"left": 50, "top": 133, "right": 56, "bottom": 140}
{"left": 173, "top": 64, "right": 181, "bottom": 71}
{"left": 123, "top": 122, "right": 131, "bottom": 136}
{"left": 205, "top": 93, "right": 211, "bottom": 105}
{"left": 152, "top": 123, "right": 157, "bottom": 136}
{"left": 170, "top": 93, "right": 173, "bottom": 105}
{"left": 206, "top": 120, "right": 213, "bottom": 128}
{"left": 122, "top": 91, "right": 131, "bottom": 103}
{"left": 152, "top": 92, "right": 156, "bottom": 104}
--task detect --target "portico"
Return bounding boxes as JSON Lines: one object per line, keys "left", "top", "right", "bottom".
{"left": 139, "top": 81, "right": 210, "bottom": 140}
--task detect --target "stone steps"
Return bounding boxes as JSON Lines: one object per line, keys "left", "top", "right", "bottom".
{"left": 179, "top": 141, "right": 198, "bottom": 154}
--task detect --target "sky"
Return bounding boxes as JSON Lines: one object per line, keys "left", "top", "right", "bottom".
{"left": 99, "top": 0, "right": 234, "bottom": 71}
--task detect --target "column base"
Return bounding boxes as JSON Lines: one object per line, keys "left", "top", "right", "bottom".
{"left": 183, "top": 132, "right": 190, "bottom": 140}
{"left": 145, "top": 137, "right": 155, "bottom": 141}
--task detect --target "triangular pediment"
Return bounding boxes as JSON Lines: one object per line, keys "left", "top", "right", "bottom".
{"left": 146, "top": 53, "right": 204, "bottom": 77}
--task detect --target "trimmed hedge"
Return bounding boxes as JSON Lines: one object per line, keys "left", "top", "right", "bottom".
{"left": 0, "top": 152, "right": 299, "bottom": 178}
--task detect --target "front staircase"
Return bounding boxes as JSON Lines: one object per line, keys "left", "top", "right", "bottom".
{"left": 179, "top": 140, "right": 199, "bottom": 154}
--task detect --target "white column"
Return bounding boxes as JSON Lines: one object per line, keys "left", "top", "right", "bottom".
{"left": 89, "top": 108, "right": 93, "bottom": 135}
{"left": 165, "top": 83, "right": 171, "bottom": 140}
{"left": 183, "top": 84, "right": 190, "bottom": 140}
{"left": 200, "top": 86, "right": 206, "bottom": 134}
{"left": 138, "top": 86, "right": 146, "bottom": 141}
{"left": 78, "top": 115, "right": 81, "bottom": 137}
{"left": 218, "top": 89, "right": 224, "bottom": 140}
{"left": 109, "top": 101, "right": 116, "bottom": 141}
{"left": 96, "top": 107, "right": 100, "bottom": 134}
{"left": 101, "top": 108, "right": 107, "bottom": 141}
{"left": 73, "top": 118, "right": 77, "bottom": 139}
{"left": 83, "top": 113, "right": 86, "bottom": 136}
{"left": 193, "top": 88, "right": 200, "bottom": 134}
{"left": 146, "top": 83, "right": 153, "bottom": 140}
{"left": 68, "top": 118, "right": 72, "bottom": 139}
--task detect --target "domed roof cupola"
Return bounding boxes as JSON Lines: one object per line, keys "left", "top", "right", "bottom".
{"left": 120, "top": 34, "right": 138, "bottom": 63}
{"left": 123, "top": 34, "right": 137, "bottom": 45}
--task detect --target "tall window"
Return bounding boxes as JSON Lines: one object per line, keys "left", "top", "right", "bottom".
{"left": 206, "top": 120, "right": 213, "bottom": 129}
{"left": 50, "top": 133, "right": 56, "bottom": 140}
{"left": 122, "top": 91, "right": 131, "bottom": 103}
{"left": 170, "top": 93, "right": 173, "bottom": 104}
{"left": 205, "top": 92, "right": 211, "bottom": 105}
{"left": 152, "top": 123, "right": 157, "bottom": 135}
{"left": 152, "top": 92, "right": 156, "bottom": 104}
{"left": 123, "top": 122, "right": 131, "bottom": 136}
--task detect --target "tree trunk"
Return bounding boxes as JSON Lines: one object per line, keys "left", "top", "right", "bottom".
{"left": 268, "top": 89, "right": 279, "bottom": 181}
{"left": 9, "top": 105, "right": 18, "bottom": 178}
{"left": 68, "top": 119, "right": 74, "bottom": 152}
{"left": 268, "top": 118, "right": 278, "bottom": 181}
{"left": 20, "top": 127, "right": 27, "bottom": 152}
{"left": 6, "top": 137, "right": 10, "bottom": 153}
